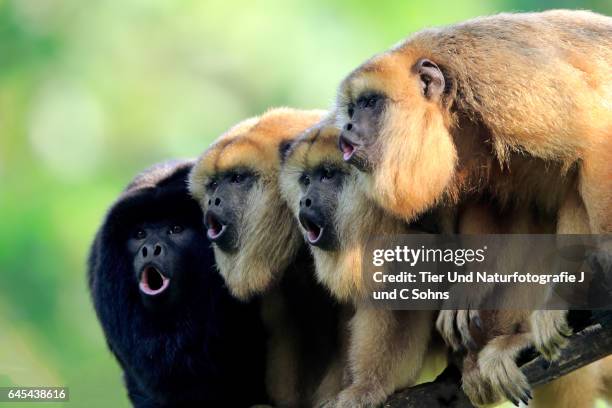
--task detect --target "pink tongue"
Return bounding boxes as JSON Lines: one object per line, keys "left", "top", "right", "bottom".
{"left": 341, "top": 142, "right": 354, "bottom": 160}
{"left": 308, "top": 228, "right": 320, "bottom": 242}
{"left": 208, "top": 224, "right": 225, "bottom": 239}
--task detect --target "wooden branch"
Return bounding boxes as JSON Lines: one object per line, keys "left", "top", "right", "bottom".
{"left": 384, "top": 311, "right": 612, "bottom": 408}
{"left": 524, "top": 311, "right": 612, "bottom": 388}
{"left": 383, "top": 365, "right": 472, "bottom": 408}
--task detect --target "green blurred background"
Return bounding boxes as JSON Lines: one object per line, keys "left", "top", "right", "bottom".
{"left": 0, "top": 0, "right": 610, "bottom": 406}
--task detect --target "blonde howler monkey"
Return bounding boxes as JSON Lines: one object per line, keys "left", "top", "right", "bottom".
{"left": 279, "top": 120, "right": 448, "bottom": 408}
{"left": 336, "top": 9, "right": 611, "bottom": 232}
{"left": 334, "top": 7, "right": 611, "bottom": 368}
{"left": 189, "top": 108, "right": 344, "bottom": 407}
{"left": 333, "top": 9, "right": 612, "bottom": 406}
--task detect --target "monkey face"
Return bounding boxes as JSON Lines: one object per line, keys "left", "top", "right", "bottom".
{"left": 338, "top": 92, "right": 386, "bottom": 172}
{"left": 127, "top": 217, "right": 202, "bottom": 309}
{"left": 335, "top": 53, "right": 457, "bottom": 221}
{"left": 203, "top": 168, "right": 258, "bottom": 252}
{"left": 297, "top": 164, "right": 346, "bottom": 251}
{"left": 279, "top": 121, "right": 352, "bottom": 251}
{"left": 190, "top": 108, "right": 325, "bottom": 300}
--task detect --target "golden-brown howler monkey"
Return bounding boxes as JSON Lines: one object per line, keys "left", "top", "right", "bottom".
{"left": 189, "top": 108, "right": 344, "bottom": 407}
{"left": 280, "top": 120, "right": 447, "bottom": 408}
{"left": 336, "top": 9, "right": 611, "bottom": 231}
{"left": 334, "top": 6, "right": 611, "bottom": 378}
{"left": 278, "top": 121, "right": 607, "bottom": 408}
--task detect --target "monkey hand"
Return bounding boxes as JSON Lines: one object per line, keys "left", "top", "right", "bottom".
{"left": 436, "top": 282, "right": 497, "bottom": 351}
{"left": 333, "top": 383, "right": 388, "bottom": 408}
{"left": 436, "top": 309, "right": 481, "bottom": 351}
{"left": 462, "top": 348, "right": 532, "bottom": 407}
{"left": 529, "top": 310, "right": 572, "bottom": 361}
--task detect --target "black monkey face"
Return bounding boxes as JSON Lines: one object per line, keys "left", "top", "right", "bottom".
{"left": 338, "top": 91, "right": 386, "bottom": 173}
{"left": 297, "top": 164, "right": 346, "bottom": 251}
{"left": 127, "top": 218, "right": 200, "bottom": 307}
{"left": 204, "top": 168, "right": 258, "bottom": 252}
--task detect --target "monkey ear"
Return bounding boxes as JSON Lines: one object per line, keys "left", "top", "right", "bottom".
{"left": 278, "top": 140, "right": 293, "bottom": 163}
{"left": 415, "top": 58, "right": 445, "bottom": 101}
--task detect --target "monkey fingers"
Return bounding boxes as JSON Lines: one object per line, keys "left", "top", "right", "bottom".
{"left": 463, "top": 339, "right": 532, "bottom": 406}
{"left": 479, "top": 350, "right": 531, "bottom": 406}
{"left": 462, "top": 362, "right": 531, "bottom": 407}
{"left": 437, "top": 310, "right": 462, "bottom": 351}
{"left": 530, "top": 310, "right": 572, "bottom": 361}
{"left": 462, "top": 363, "right": 497, "bottom": 407}
{"left": 437, "top": 309, "right": 482, "bottom": 352}
{"left": 458, "top": 310, "right": 480, "bottom": 350}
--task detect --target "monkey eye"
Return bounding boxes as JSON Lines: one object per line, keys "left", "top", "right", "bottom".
{"left": 322, "top": 168, "right": 335, "bottom": 180}
{"left": 366, "top": 95, "right": 379, "bottom": 108}
{"left": 356, "top": 94, "right": 381, "bottom": 109}
{"left": 207, "top": 179, "right": 218, "bottom": 191}
{"left": 134, "top": 229, "right": 146, "bottom": 239}
{"left": 300, "top": 174, "right": 310, "bottom": 186}
{"left": 230, "top": 173, "right": 245, "bottom": 184}
{"left": 169, "top": 225, "right": 183, "bottom": 234}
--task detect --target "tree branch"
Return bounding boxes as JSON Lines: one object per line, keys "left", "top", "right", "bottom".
{"left": 384, "top": 311, "right": 612, "bottom": 408}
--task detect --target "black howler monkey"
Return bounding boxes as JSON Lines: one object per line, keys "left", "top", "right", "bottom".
{"left": 88, "top": 160, "right": 268, "bottom": 407}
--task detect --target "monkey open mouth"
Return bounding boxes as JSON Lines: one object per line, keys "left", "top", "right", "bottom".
{"left": 206, "top": 213, "right": 227, "bottom": 241}
{"left": 299, "top": 215, "right": 324, "bottom": 245}
{"left": 338, "top": 135, "right": 357, "bottom": 161}
{"left": 139, "top": 266, "right": 170, "bottom": 296}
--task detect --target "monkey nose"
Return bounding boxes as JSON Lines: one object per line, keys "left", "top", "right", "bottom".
{"left": 344, "top": 123, "right": 353, "bottom": 131}
{"left": 141, "top": 243, "right": 163, "bottom": 259}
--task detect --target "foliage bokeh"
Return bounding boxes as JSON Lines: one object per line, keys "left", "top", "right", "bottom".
{"left": 1, "top": 0, "right": 610, "bottom": 406}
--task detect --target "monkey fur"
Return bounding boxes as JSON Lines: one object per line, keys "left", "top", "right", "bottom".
{"left": 335, "top": 10, "right": 612, "bottom": 406}
{"left": 335, "top": 11, "right": 611, "bottom": 326}
{"left": 189, "top": 108, "right": 344, "bottom": 407}
{"left": 281, "top": 124, "right": 612, "bottom": 406}
{"left": 88, "top": 160, "right": 268, "bottom": 407}
{"left": 336, "top": 10, "right": 611, "bottom": 230}
{"left": 280, "top": 120, "right": 446, "bottom": 408}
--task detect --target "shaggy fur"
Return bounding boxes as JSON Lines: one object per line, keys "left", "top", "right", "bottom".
{"left": 335, "top": 10, "right": 612, "bottom": 232}
{"left": 189, "top": 108, "right": 343, "bottom": 407}
{"left": 280, "top": 121, "right": 443, "bottom": 408}
{"left": 281, "top": 122, "right": 415, "bottom": 301}
{"left": 335, "top": 10, "right": 611, "bottom": 406}
{"left": 88, "top": 160, "right": 268, "bottom": 407}
{"left": 280, "top": 123, "right": 608, "bottom": 407}
{"left": 190, "top": 108, "right": 326, "bottom": 300}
